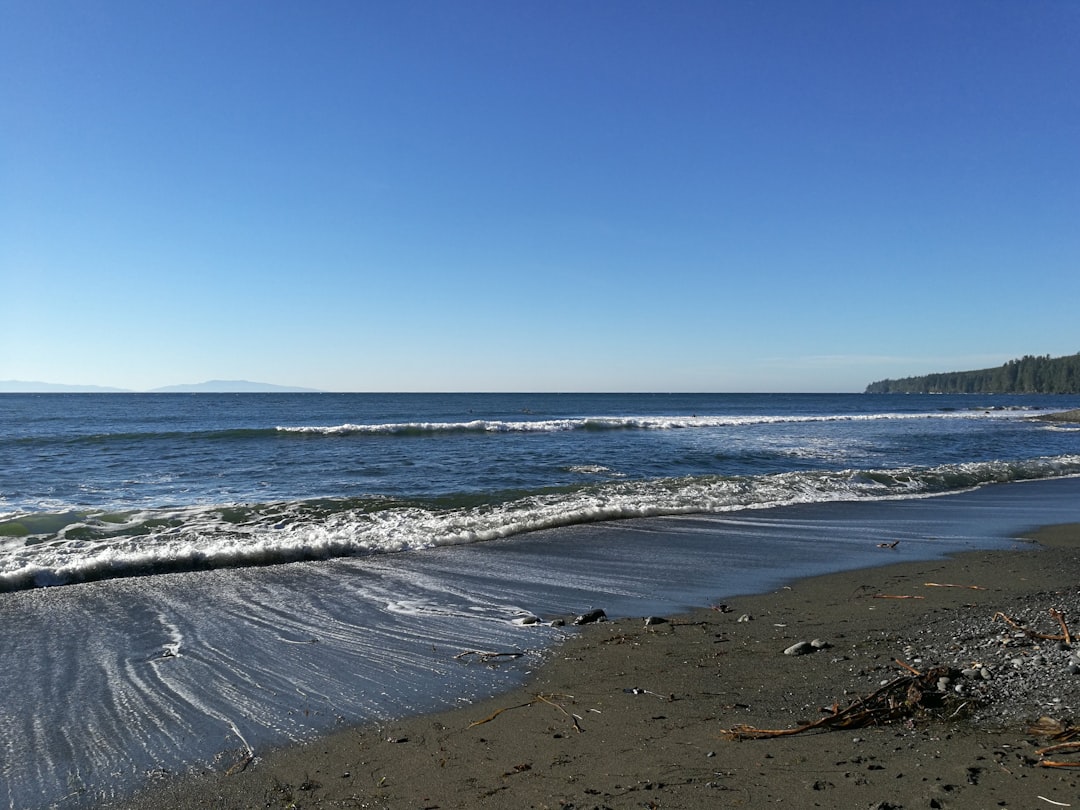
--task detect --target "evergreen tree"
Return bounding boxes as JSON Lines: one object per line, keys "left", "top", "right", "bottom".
{"left": 865, "top": 353, "right": 1080, "bottom": 394}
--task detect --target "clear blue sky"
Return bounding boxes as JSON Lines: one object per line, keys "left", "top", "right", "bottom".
{"left": 2, "top": 1, "right": 1077, "bottom": 392}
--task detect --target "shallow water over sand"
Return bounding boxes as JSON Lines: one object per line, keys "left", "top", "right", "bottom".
{"left": 2, "top": 476, "right": 1078, "bottom": 809}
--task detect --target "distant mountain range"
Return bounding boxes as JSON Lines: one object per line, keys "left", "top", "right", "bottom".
{"left": 0, "top": 379, "right": 322, "bottom": 393}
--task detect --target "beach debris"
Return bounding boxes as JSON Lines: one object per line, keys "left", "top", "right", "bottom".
{"left": 924, "top": 582, "right": 987, "bottom": 590}
{"left": 737, "top": 613, "right": 753, "bottom": 622}
{"left": 573, "top": 608, "right": 607, "bottom": 625}
{"left": 454, "top": 649, "right": 525, "bottom": 665}
{"left": 468, "top": 693, "right": 582, "bottom": 733}
{"left": 1051, "top": 608, "right": 1073, "bottom": 644}
{"left": 719, "top": 663, "right": 963, "bottom": 740}
{"left": 225, "top": 751, "right": 254, "bottom": 776}
{"left": 1036, "top": 797, "right": 1071, "bottom": 807}
{"left": 223, "top": 719, "right": 256, "bottom": 776}
{"left": 893, "top": 658, "right": 921, "bottom": 675}
{"left": 1028, "top": 716, "right": 1080, "bottom": 768}
{"left": 872, "top": 593, "right": 925, "bottom": 600}
{"left": 711, "top": 603, "right": 734, "bottom": 613}
{"left": 876, "top": 540, "right": 900, "bottom": 549}
{"left": 623, "top": 687, "right": 667, "bottom": 700}
{"left": 994, "top": 609, "right": 1073, "bottom": 643}
{"left": 1028, "top": 716, "right": 1080, "bottom": 741}
{"left": 1036, "top": 741, "right": 1080, "bottom": 768}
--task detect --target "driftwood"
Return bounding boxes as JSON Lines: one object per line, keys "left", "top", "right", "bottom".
{"left": 1029, "top": 716, "right": 1080, "bottom": 742}
{"left": 1028, "top": 716, "right": 1080, "bottom": 768}
{"left": 872, "top": 594, "right": 925, "bottom": 600}
{"left": 720, "top": 665, "right": 960, "bottom": 740}
{"left": 454, "top": 650, "right": 525, "bottom": 664}
{"left": 223, "top": 719, "right": 256, "bottom": 776}
{"left": 994, "top": 609, "right": 1072, "bottom": 643}
{"left": 924, "top": 582, "right": 987, "bottom": 590}
{"left": 1050, "top": 608, "right": 1073, "bottom": 644}
{"left": 468, "top": 693, "right": 583, "bottom": 733}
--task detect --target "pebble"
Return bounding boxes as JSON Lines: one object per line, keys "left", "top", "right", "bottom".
{"left": 894, "top": 587, "right": 1080, "bottom": 726}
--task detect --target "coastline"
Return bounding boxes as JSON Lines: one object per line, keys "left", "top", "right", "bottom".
{"left": 1034, "top": 407, "right": 1080, "bottom": 423}
{"left": 111, "top": 523, "right": 1080, "bottom": 810}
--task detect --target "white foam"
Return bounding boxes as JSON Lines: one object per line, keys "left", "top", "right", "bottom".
{"left": 274, "top": 409, "right": 1013, "bottom": 437}
{"left": 4, "top": 454, "right": 1080, "bottom": 592}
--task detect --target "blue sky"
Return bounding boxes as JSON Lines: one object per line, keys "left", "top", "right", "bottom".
{"left": 2, "top": 1, "right": 1077, "bottom": 392}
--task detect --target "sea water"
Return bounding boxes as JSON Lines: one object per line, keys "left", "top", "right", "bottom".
{"left": 1, "top": 392, "right": 1079, "bottom": 807}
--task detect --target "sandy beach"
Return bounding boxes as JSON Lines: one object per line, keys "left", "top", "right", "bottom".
{"left": 108, "top": 522, "right": 1080, "bottom": 810}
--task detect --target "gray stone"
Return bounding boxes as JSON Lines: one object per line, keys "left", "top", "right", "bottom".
{"left": 573, "top": 608, "right": 607, "bottom": 625}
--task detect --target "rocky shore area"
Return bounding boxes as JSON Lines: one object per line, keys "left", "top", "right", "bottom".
{"left": 112, "top": 524, "right": 1080, "bottom": 810}
{"left": 1033, "top": 408, "right": 1080, "bottom": 423}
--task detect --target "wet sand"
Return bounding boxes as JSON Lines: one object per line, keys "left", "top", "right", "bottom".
{"left": 110, "top": 523, "right": 1080, "bottom": 809}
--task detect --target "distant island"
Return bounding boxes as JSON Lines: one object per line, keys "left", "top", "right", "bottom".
{"left": 866, "top": 352, "right": 1080, "bottom": 394}
{"left": 148, "top": 380, "right": 321, "bottom": 393}
{"left": 0, "top": 381, "right": 132, "bottom": 393}
{"left": 0, "top": 380, "right": 321, "bottom": 393}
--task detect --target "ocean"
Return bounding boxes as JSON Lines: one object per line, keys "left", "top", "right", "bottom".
{"left": 2, "top": 392, "right": 1080, "bottom": 808}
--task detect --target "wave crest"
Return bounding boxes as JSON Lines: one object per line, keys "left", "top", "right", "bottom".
{"left": 3, "top": 454, "right": 1078, "bottom": 592}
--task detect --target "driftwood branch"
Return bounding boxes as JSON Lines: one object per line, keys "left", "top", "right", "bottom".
{"left": 993, "top": 611, "right": 1071, "bottom": 642}
{"left": 1050, "top": 608, "right": 1073, "bottom": 644}
{"left": 1028, "top": 716, "right": 1080, "bottom": 768}
{"left": 872, "top": 594, "right": 925, "bottom": 600}
{"left": 455, "top": 650, "right": 525, "bottom": 664}
{"left": 924, "top": 582, "right": 987, "bottom": 590}
{"left": 468, "top": 693, "right": 580, "bottom": 732}
{"left": 720, "top": 666, "right": 958, "bottom": 740}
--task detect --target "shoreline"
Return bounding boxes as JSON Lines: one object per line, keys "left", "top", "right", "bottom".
{"left": 111, "top": 523, "right": 1080, "bottom": 809}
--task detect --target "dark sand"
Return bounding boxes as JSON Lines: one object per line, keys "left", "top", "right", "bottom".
{"left": 111, "top": 525, "right": 1080, "bottom": 810}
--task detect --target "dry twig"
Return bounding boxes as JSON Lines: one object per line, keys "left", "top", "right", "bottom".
{"left": 720, "top": 666, "right": 958, "bottom": 740}
{"left": 1028, "top": 716, "right": 1079, "bottom": 741}
{"left": 872, "top": 594, "right": 925, "bottom": 600}
{"left": 993, "top": 611, "right": 1071, "bottom": 642}
{"left": 468, "top": 693, "right": 580, "bottom": 732}
{"left": 893, "top": 658, "right": 922, "bottom": 675}
{"left": 454, "top": 650, "right": 524, "bottom": 664}
{"left": 924, "top": 582, "right": 987, "bottom": 590}
{"left": 1050, "top": 608, "right": 1073, "bottom": 644}
{"left": 1028, "top": 717, "right": 1080, "bottom": 768}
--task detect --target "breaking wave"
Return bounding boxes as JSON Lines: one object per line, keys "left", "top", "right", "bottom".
{"left": 274, "top": 409, "right": 1025, "bottom": 437}
{"left": 3, "top": 454, "right": 1078, "bottom": 592}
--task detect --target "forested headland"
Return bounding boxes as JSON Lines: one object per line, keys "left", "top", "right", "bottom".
{"left": 865, "top": 353, "right": 1080, "bottom": 394}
